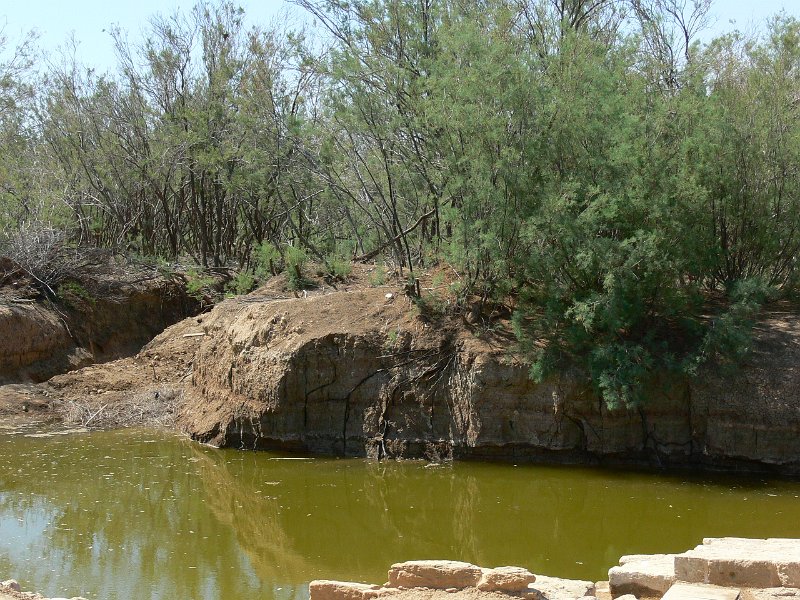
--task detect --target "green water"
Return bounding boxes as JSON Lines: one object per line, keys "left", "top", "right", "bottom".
{"left": 1, "top": 428, "right": 800, "bottom": 599}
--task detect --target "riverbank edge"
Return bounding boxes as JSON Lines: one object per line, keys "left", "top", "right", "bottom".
{"left": 3, "top": 266, "right": 800, "bottom": 476}
{"left": 176, "top": 279, "right": 800, "bottom": 475}
{"left": 310, "top": 539, "right": 800, "bottom": 600}
{"left": 5, "top": 538, "right": 800, "bottom": 599}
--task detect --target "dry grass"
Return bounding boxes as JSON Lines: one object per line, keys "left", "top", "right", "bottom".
{"left": 58, "top": 387, "right": 183, "bottom": 429}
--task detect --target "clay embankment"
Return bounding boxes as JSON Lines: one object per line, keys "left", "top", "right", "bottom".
{"left": 4, "top": 264, "right": 800, "bottom": 472}
{"left": 0, "top": 256, "right": 202, "bottom": 386}
{"left": 175, "top": 277, "right": 800, "bottom": 473}
{"left": 312, "top": 538, "right": 800, "bottom": 600}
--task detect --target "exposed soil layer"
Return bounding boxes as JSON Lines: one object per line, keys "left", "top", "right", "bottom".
{"left": 0, "top": 255, "right": 206, "bottom": 385}
{"left": 176, "top": 278, "right": 800, "bottom": 472}
{"left": 2, "top": 265, "right": 800, "bottom": 473}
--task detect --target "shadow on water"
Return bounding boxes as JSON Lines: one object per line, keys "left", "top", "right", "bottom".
{"left": 1, "top": 429, "right": 800, "bottom": 599}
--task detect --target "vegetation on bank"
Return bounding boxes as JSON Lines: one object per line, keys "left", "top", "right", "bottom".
{"left": 0, "top": 0, "right": 798, "bottom": 407}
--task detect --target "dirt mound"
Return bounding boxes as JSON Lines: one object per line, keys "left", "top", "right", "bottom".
{"left": 180, "top": 284, "right": 449, "bottom": 455}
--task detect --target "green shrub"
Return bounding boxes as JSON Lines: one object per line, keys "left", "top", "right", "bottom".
{"left": 284, "top": 245, "right": 308, "bottom": 291}
{"left": 368, "top": 264, "right": 387, "bottom": 287}
{"left": 186, "top": 268, "right": 215, "bottom": 302}
{"left": 325, "top": 255, "right": 353, "bottom": 280}
{"left": 254, "top": 242, "right": 281, "bottom": 280}
{"left": 57, "top": 280, "right": 94, "bottom": 306}
{"left": 386, "top": 329, "right": 400, "bottom": 346}
{"left": 225, "top": 272, "right": 256, "bottom": 296}
{"left": 687, "top": 278, "right": 776, "bottom": 375}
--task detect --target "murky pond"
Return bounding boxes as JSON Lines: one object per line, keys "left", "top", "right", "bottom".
{"left": 1, "top": 427, "right": 800, "bottom": 599}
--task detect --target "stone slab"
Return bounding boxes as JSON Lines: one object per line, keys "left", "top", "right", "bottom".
{"left": 663, "top": 582, "right": 741, "bottom": 600}
{"left": 388, "top": 561, "right": 483, "bottom": 589}
{"left": 528, "top": 575, "right": 595, "bottom": 600}
{"left": 310, "top": 580, "right": 387, "bottom": 600}
{"left": 609, "top": 553, "right": 677, "bottom": 597}
{"left": 593, "top": 580, "right": 612, "bottom": 600}
{"left": 675, "top": 538, "right": 800, "bottom": 589}
{"left": 478, "top": 567, "right": 536, "bottom": 592}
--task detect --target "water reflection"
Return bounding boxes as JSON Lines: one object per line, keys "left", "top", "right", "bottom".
{"left": 1, "top": 429, "right": 800, "bottom": 600}
{"left": 0, "top": 431, "right": 264, "bottom": 599}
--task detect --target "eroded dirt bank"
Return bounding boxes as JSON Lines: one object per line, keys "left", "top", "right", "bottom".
{"left": 176, "top": 282, "right": 800, "bottom": 472}
{"left": 3, "top": 267, "right": 800, "bottom": 472}
{"left": 0, "top": 255, "right": 205, "bottom": 385}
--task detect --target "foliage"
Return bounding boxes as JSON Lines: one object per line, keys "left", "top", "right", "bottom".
{"left": 254, "top": 242, "right": 282, "bottom": 281}
{"left": 0, "top": 0, "right": 797, "bottom": 407}
{"left": 185, "top": 268, "right": 216, "bottom": 302}
{"left": 57, "top": 280, "right": 94, "bottom": 306}
{"left": 691, "top": 278, "right": 777, "bottom": 373}
{"left": 225, "top": 272, "right": 256, "bottom": 296}
{"left": 284, "top": 245, "right": 309, "bottom": 291}
{"left": 386, "top": 329, "right": 400, "bottom": 347}
{"left": 368, "top": 264, "right": 387, "bottom": 287}
{"left": 325, "top": 254, "right": 353, "bottom": 280}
